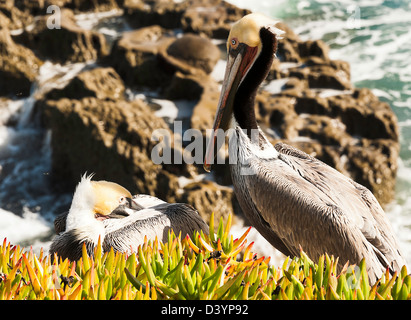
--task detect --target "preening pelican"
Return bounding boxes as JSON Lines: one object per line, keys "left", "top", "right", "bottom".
{"left": 50, "top": 175, "right": 208, "bottom": 261}
{"left": 204, "top": 13, "right": 407, "bottom": 282}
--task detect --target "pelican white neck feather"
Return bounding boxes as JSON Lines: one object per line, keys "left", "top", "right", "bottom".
{"left": 65, "top": 175, "right": 105, "bottom": 243}
{"left": 228, "top": 116, "right": 279, "bottom": 170}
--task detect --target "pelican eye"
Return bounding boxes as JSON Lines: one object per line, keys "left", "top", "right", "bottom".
{"left": 119, "top": 196, "right": 127, "bottom": 205}
{"left": 230, "top": 37, "right": 240, "bottom": 50}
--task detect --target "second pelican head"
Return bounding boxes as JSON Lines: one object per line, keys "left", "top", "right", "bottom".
{"left": 65, "top": 174, "right": 133, "bottom": 241}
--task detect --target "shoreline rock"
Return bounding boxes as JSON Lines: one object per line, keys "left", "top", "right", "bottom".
{"left": 14, "top": 8, "right": 108, "bottom": 63}
{"left": 0, "top": 27, "right": 42, "bottom": 97}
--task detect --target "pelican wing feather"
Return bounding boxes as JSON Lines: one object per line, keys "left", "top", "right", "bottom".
{"left": 103, "top": 203, "right": 208, "bottom": 253}
{"left": 274, "top": 142, "right": 406, "bottom": 272}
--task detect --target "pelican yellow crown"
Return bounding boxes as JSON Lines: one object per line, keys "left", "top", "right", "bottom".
{"left": 91, "top": 180, "right": 132, "bottom": 216}
{"left": 227, "top": 13, "right": 284, "bottom": 55}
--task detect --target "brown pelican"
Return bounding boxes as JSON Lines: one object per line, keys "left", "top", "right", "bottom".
{"left": 204, "top": 13, "right": 407, "bottom": 282}
{"left": 49, "top": 175, "right": 208, "bottom": 261}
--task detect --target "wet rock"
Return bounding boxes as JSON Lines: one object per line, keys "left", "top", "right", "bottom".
{"left": 12, "top": 0, "right": 121, "bottom": 15}
{"left": 165, "top": 34, "right": 220, "bottom": 74}
{"left": 65, "top": 0, "right": 123, "bottom": 12}
{"left": 0, "top": 1, "right": 34, "bottom": 30}
{"left": 124, "top": 0, "right": 250, "bottom": 39}
{"left": 189, "top": 75, "right": 221, "bottom": 133}
{"left": 124, "top": 0, "right": 186, "bottom": 29}
{"left": 15, "top": 8, "right": 108, "bottom": 63}
{"left": 0, "top": 28, "right": 42, "bottom": 97}
{"left": 177, "top": 180, "right": 236, "bottom": 224}
{"left": 39, "top": 96, "right": 195, "bottom": 194}
{"left": 164, "top": 71, "right": 205, "bottom": 100}
{"left": 181, "top": 0, "right": 251, "bottom": 39}
{"left": 45, "top": 67, "right": 125, "bottom": 100}
{"left": 107, "top": 25, "right": 176, "bottom": 88}
{"left": 298, "top": 39, "right": 329, "bottom": 60}
{"left": 108, "top": 26, "right": 220, "bottom": 90}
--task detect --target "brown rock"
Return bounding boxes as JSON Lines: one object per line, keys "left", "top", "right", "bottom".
{"left": 0, "top": 1, "right": 34, "bottom": 30}
{"left": 109, "top": 26, "right": 220, "bottom": 90}
{"left": 39, "top": 96, "right": 195, "bottom": 194}
{"left": 181, "top": 0, "right": 251, "bottom": 39}
{"left": 298, "top": 40, "right": 330, "bottom": 60}
{"left": 277, "top": 39, "right": 301, "bottom": 63}
{"left": 124, "top": 0, "right": 186, "bottom": 29}
{"left": 66, "top": 0, "right": 122, "bottom": 12}
{"left": 45, "top": 67, "right": 125, "bottom": 101}
{"left": 124, "top": 0, "right": 250, "bottom": 39}
{"left": 108, "top": 25, "right": 176, "bottom": 88}
{"left": 0, "top": 28, "right": 42, "bottom": 97}
{"left": 164, "top": 71, "right": 206, "bottom": 100}
{"left": 165, "top": 34, "right": 220, "bottom": 74}
{"left": 177, "top": 180, "right": 236, "bottom": 224}
{"left": 15, "top": 9, "right": 107, "bottom": 63}
{"left": 12, "top": 0, "right": 120, "bottom": 14}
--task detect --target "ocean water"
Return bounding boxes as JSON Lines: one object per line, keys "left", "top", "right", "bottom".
{"left": 1, "top": 1, "right": 410, "bottom": 266}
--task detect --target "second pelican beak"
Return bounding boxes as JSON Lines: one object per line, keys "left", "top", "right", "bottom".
{"left": 203, "top": 44, "right": 258, "bottom": 172}
{"left": 106, "top": 197, "right": 137, "bottom": 219}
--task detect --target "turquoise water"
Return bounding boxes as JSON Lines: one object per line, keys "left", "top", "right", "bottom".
{"left": 230, "top": 0, "right": 411, "bottom": 260}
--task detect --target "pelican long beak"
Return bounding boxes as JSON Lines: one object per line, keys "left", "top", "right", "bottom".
{"left": 106, "top": 197, "right": 136, "bottom": 219}
{"left": 203, "top": 44, "right": 259, "bottom": 172}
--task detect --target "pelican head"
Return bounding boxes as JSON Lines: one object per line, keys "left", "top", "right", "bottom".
{"left": 204, "top": 13, "right": 284, "bottom": 172}
{"left": 65, "top": 175, "right": 133, "bottom": 242}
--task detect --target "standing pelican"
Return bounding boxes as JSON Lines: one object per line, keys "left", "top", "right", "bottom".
{"left": 49, "top": 175, "right": 208, "bottom": 261}
{"left": 204, "top": 13, "right": 407, "bottom": 282}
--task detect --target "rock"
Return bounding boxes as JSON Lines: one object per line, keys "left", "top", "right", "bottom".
{"left": 108, "top": 26, "right": 220, "bottom": 90}
{"left": 39, "top": 96, "right": 195, "bottom": 194}
{"left": 124, "top": 0, "right": 250, "bottom": 39}
{"left": 304, "top": 57, "right": 352, "bottom": 90}
{"left": 12, "top": 0, "right": 121, "bottom": 15}
{"left": 164, "top": 71, "right": 206, "bottom": 100}
{"left": 329, "top": 88, "right": 398, "bottom": 141}
{"left": 298, "top": 40, "right": 330, "bottom": 60}
{"left": 107, "top": 25, "right": 176, "bottom": 88}
{"left": 277, "top": 39, "right": 301, "bottom": 63}
{"left": 0, "top": 27, "right": 42, "bottom": 97}
{"left": 65, "top": 0, "right": 123, "bottom": 12}
{"left": 15, "top": 9, "right": 108, "bottom": 63}
{"left": 124, "top": 0, "right": 186, "bottom": 29}
{"left": 45, "top": 67, "right": 125, "bottom": 101}
{"left": 0, "top": 1, "right": 34, "bottom": 30}
{"left": 165, "top": 34, "right": 220, "bottom": 74}
{"left": 181, "top": 0, "right": 251, "bottom": 39}
{"left": 189, "top": 75, "right": 221, "bottom": 133}
{"left": 177, "top": 180, "right": 236, "bottom": 225}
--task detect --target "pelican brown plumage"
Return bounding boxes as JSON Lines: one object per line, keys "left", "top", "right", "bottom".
{"left": 49, "top": 175, "right": 208, "bottom": 261}
{"left": 203, "top": 13, "right": 407, "bottom": 282}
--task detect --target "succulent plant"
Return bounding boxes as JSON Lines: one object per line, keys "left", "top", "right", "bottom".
{"left": 1, "top": 212, "right": 410, "bottom": 300}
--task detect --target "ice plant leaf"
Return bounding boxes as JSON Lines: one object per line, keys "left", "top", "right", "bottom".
{"left": 22, "top": 253, "right": 42, "bottom": 296}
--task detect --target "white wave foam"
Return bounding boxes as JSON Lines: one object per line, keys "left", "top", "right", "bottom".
{"left": 0, "top": 208, "right": 52, "bottom": 245}
{"left": 74, "top": 9, "right": 123, "bottom": 30}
